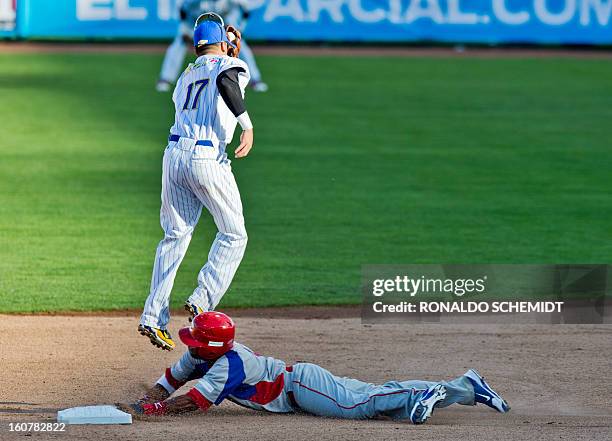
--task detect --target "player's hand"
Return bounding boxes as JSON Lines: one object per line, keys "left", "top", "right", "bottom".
{"left": 115, "top": 402, "right": 144, "bottom": 417}
{"left": 137, "top": 384, "right": 170, "bottom": 405}
{"left": 116, "top": 401, "right": 168, "bottom": 417}
{"left": 235, "top": 129, "right": 253, "bottom": 158}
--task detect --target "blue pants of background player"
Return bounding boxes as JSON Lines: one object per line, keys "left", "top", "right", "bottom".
{"left": 287, "top": 363, "right": 475, "bottom": 420}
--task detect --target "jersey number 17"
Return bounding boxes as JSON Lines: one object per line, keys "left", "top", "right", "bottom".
{"left": 182, "top": 79, "right": 210, "bottom": 110}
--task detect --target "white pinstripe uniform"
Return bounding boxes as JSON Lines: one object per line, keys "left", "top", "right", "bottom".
{"left": 141, "top": 55, "right": 251, "bottom": 329}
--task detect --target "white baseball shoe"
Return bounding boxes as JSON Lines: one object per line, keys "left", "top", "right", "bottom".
{"left": 465, "top": 369, "right": 510, "bottom": 413}
{"left": 250, "top": 81, "right": 269, "bottom": 92}
{"left": 409, "top": 384, "right": 447, "bottom": 424}
{"left": 156, "top": 79, "right": 172, "bottom": 92}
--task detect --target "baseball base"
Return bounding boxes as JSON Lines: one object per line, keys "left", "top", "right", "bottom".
{"left": 57, "top": 405, "right": 132, "bottom": 425}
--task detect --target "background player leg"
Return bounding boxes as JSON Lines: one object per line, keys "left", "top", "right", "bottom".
{"left": 222, "top": 7, "right": 264, "bottom": 90}
{"left": 239, "top": 41, "right": 267, "bottom": 92}
{"left": 140, "top": 147, "right": 203, "bottom": 329}
{"left": 157, "top": 28, "right": 189, "bottom": 91}
{"left": 289, "top": 363, "right": 474, "bottom": 421}
{"left": 185, "top": 159, "right": 248, "bottom": 312}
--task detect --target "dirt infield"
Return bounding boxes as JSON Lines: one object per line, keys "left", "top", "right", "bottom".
{"left": 1, "top": 41, "right": 611, "bottom": 58}
{"left": 1, "top": 311, "right": 610, "bottom": 441}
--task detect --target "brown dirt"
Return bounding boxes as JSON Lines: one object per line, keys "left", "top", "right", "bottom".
{"left": 1, "top": 311, "right": 611, "bottom": 440}
{"left": 1, "top": 42, "right": 611, "bottom": 59}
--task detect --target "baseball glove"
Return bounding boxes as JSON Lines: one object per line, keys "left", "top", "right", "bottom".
{"left": 225, "top": 25, "right": 242, "bottom": 58}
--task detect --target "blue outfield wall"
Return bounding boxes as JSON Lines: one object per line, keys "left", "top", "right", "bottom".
{"left": 14, "top": 0, "right": 612, "bottom": 44}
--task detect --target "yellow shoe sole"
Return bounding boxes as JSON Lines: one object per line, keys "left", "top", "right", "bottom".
{"left": 138, "top": 324, "right": 175, "bottom": 351}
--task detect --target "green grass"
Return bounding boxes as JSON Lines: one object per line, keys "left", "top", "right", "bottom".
{"left": 0, "top": 53, "right": 611, "bottom": 312}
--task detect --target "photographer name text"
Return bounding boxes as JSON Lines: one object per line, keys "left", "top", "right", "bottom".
{"left": 372, "top": 301, "right": 564, "bottom": 314}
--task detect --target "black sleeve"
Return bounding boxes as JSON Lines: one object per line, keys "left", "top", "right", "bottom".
{"left": 216, "top": 67, "right": 247, "bottom": 117}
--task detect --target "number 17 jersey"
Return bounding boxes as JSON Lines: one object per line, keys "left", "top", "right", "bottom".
{"left": 170, "top": 55, "right": 250, "bottom": 148}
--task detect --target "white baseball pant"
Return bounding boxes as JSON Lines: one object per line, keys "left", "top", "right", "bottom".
{"left": 140, "top": 141, "right": 247, "bottom": 329}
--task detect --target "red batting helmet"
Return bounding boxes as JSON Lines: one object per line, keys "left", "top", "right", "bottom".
{"left": 178, "top": 312, "right": 235, "bottom": 359}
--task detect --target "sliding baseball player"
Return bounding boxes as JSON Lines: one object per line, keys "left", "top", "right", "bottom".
{"left": 121, "top": 312, "right": 511, "bottom": 423}
{"left": 139, "top": 13, "right": 253, "bottom": 350}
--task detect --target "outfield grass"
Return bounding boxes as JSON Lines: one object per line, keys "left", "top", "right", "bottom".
{"left": 0, "top": 52, "right": 611, "bottom": 312}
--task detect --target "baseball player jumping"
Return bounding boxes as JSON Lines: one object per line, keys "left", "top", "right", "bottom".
{"left": 120, "top": 312, "right": 511, "bottom": 423}
{"left": 139, "top": 13, "right": 253, "bottom": 350}
{"left": 157, "top": 0, "right": 268, "bottom": 93}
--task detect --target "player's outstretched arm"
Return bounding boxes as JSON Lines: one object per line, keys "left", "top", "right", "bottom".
{"left": 162, "top": 394, "right": 201, "bottom": 415}
{"left": 117, "top": 391, "right": 208, "bottom": 418}
{"left": 136, "top": 383, "right": 171, "bottom": 405}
